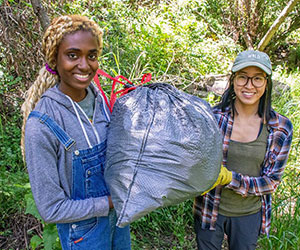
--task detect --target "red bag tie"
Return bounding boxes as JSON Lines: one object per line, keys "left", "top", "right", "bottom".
{"left": 93, "top": 69, "right": 151, "bottom": 112}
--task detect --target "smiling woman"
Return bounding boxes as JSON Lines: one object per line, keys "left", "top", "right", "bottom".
{"left": 193, "top": 50, "right": 293, "bottom": 250}
{"left": 20, "top": 15, "right": 131, "bottom": 250}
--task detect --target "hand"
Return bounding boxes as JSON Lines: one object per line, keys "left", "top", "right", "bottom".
{"left": 201, "top": 165, "right": 232, "bottom": 195}
{"left": 108, "top": 196, "right": 114, "bottom": 209}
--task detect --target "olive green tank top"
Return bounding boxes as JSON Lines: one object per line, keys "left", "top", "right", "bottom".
{"left": 218, "top": 123, "right": 269, "bottom": 217}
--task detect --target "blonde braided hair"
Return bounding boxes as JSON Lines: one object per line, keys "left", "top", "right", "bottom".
{"left": 21, "top": 15, "right": 103, "bottom": 158}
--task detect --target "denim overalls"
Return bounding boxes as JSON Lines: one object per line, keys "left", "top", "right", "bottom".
{"left": 28, "top": 110, "right": 131, "bottom": 250}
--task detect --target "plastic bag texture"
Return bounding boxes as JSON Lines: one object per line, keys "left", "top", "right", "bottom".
{"left": 105, "top": 83, "right": 222, "bottom": 227}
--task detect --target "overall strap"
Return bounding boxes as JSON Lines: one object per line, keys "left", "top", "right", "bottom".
{"left": 28, "top": 111, "right": 76, "bottom": 151}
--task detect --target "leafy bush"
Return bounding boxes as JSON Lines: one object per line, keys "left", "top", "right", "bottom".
{"left": 25, "top": 192, "right": 61, "bottom": 250}
{"left": 0, "top": 0, "right": 299, "bottom": 249}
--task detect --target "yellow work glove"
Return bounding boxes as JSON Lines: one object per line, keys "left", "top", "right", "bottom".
{"left": 201, "top": 165, "right": 232, "bottom": 195}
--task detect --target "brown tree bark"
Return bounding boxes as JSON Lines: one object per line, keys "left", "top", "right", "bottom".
{"left": 30, "top": 0, "right": 50, "bottom": 31}
{"left": 257, "top": 0, "right": 300, "bottom": 51}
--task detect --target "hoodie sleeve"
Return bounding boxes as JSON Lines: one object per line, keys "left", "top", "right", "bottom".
{"left": 25, "top": 117, "right": 110, "bottom": 224}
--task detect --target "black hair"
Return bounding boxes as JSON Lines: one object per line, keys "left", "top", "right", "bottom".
{"left": 215, "top": 74, "right": 273, "bottom": 123}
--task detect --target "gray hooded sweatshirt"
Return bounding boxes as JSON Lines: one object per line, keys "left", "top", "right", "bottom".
{"left": 25, "top": 84, "right": 110, "bottom": 224}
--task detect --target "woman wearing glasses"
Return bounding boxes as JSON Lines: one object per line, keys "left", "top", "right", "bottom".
{"left": 193, "top": 50, "right": 293, "bottom": 250}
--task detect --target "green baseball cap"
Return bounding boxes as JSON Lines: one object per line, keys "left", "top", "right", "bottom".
{"left": 232, "top": 50, "right": 272, "bottom": 75}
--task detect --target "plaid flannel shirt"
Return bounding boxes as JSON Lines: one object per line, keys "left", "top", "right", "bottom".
{"left": 193, "top": 106, "right": 293, "bottom": 235}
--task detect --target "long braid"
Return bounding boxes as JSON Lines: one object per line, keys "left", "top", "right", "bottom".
{"left": 21, "top": 15, "right": 103, "bottom": 158}
{"left": 21, "top": 68, "right": 57, "bottom": 157}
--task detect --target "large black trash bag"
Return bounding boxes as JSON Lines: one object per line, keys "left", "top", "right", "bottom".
{"left": 105, "top": 83, "right": 222, "bottom": 227}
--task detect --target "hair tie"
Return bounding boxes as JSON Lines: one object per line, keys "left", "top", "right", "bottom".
{"left": 45, "top": 63, "right": 58, "bottom": 75}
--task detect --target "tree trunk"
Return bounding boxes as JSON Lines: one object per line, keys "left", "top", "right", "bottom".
{"left": 30, "top": 0, "right": 50, "bottom": 31}
{"left": 243, "top": 31, "right": 254, "bottom": 50}
{"left": 257, "top": 0, "right": 300, "bottom": 51}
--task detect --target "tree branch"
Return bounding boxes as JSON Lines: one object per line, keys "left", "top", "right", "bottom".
{"left": 30, "top": 0, "right": 50, "bottom": 31}
{"left": 257, "top": 0, "right": 300, "bottom": 51}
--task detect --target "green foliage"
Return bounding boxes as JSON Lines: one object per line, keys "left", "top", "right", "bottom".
{"left": 271, "top": 67, "right": 300, "bottom": 162}
{"left": 0, "top": 116, "right": 23, "bottom": 168}
{"left": 30, "top": 235, "right": 43, "bottom": 250}
{"left": 0, "top": 68, "right": 28, "bottom": 231}
{"left": 258, "top": 170, "right": 300, "bottom": 250}
{"left": 0, "top": 0, "right": 299, "bottom": 249}
{"left": 25, "top": 193, "right": 42, "bottom": 221}
{"left": 43, "top": 224, "right": 61, "bottom": 250}
{"left": 25, "top": 192, "right": 61, "bottom": 250}
{"left": 131, "top": 200, "right": 196, "bottom": 249}
{"left": 0, "top": 171, "right": 28, "bottom": 225}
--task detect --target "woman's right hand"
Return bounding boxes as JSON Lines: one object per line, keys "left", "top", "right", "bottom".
{"left": 201, "top": 165, "right": 232, "bottom": 195}
{"left": 108, "top": 196, "right": 114, "bottom": 209}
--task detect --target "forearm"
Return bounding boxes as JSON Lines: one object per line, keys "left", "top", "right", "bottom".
{"left": 227, "top": 171, "right": 280, "bottom": 196}
{"left": 25, "top": 121, "right": 109, "bottom": 224}
{"left": 32, "top": 191, "right": 109, "bottom": 224}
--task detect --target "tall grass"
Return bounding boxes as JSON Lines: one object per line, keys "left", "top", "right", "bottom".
{"left": 1, "top": 0, "right": 299, "bottom": 249}
{"left": 131, "top": 200, "right": 196, "bottom": 249}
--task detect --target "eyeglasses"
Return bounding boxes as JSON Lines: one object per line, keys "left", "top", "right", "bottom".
{"left": 234, "top": 74, "right": 267, "bottom": 88}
